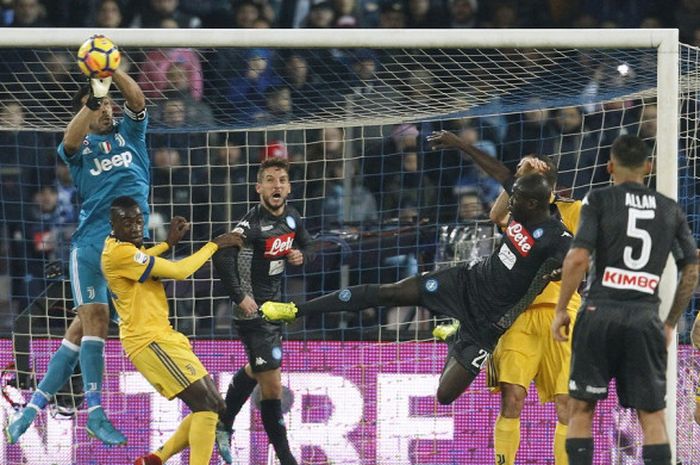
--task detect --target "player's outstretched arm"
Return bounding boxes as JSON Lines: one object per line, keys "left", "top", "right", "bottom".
{"left": 150, "top": 233, "right": 243, "bottom": 281}
{"left": 112, "top": 68, "right": 145, "bottom": 113}
{"left": 551, "top": 247, "right": 590, "bottom": 342}
{"left": 63, "top": 78, "right": 112, "bottom": 154}
{"left": 427, "top": 130, "right": 511, "bottom": 184}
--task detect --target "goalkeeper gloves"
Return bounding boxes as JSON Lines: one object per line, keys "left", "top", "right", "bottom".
{"left": 85, "top": 77, "right": 112, "bottom": 111}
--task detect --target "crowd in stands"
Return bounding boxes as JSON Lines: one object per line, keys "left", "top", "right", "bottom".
{"left": 0, "top": 0, "right": 698, "bottom": 338}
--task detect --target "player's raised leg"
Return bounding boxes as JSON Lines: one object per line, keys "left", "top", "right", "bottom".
{"left": 262, "top": 275, "right": 424, "bottom": 322}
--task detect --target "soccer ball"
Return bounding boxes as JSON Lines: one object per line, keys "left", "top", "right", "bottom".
{"left": 77, "top": 35, "right": 121, "bottom": 78}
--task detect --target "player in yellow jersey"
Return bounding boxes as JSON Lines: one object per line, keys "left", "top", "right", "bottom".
{"left": 100, "top": 196, "right": 242, "bottom": 465}
{"left": 428, "top": 130, "right": 581, "bottom": 465}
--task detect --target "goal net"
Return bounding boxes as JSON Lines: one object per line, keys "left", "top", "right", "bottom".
{"left": 0, "top": 28, "right": 696, "bottom": 464}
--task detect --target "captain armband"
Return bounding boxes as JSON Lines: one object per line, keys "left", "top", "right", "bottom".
{"left": 123, "top": 105, "right": 147, "bottom": 121}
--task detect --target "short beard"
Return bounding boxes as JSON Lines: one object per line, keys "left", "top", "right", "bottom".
{"left": 261, "top": 196, "right": 285, "bottom": 215}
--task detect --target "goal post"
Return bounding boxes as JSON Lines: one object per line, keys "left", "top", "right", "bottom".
{"left": 0, "top": 27, "right": 689, "bottom": 464}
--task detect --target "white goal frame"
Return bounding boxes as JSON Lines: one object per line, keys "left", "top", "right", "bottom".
{"left": 0, "top": 26, "right": 681, "bottom": 459}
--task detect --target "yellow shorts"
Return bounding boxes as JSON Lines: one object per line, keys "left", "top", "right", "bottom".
{"left": 490, "top": 304, "right": 576, "bottom": 403}
{"left": 130, "top": 330, "right": 208, "bottom": 400}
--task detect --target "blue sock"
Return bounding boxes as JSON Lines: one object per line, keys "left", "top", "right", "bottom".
{"left": 32, "top": 339, "right": 80, "bottom": 409}
{"left": 80, "top": 337, "right": 105, "bottom": 411}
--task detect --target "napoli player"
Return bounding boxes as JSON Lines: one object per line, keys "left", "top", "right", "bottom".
{"left": 6, "top": 64, "right": 149, "bottom": 446}
{"left": 212, "top": 158, "right": 314, "bottom": 465}
{"left": 552, "top": 135, "right": 699, "bottom": 465}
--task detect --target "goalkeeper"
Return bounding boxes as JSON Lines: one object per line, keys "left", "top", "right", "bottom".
{"left": 263, "top": 173, "right": 572, "bottom": 406}
{"left": 428, "top": 130, "right": 581, "bottom": 465}
{"left": 6, "top": 53, "right": 150, "bottom": 446}
{"left": 101, "top": 196, "right": 242, "bottom": 465}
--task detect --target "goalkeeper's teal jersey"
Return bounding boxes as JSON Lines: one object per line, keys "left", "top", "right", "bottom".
{"left": 57, "top": 106, "right": 150, "bottom": 248}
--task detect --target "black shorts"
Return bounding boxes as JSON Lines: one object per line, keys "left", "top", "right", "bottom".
{"left": 569, "top": 301, "right": 666, "bottom": 411}
{"left": 419, "top": 266, "right": 469, "bottom": 321}
{"left": 234, "top": 318, "right": 284, "bottom": 373}
{"left": 419, "top": 266, "right": 500, "bottom": 348}
{"left": 446, "top": 330, "right": 492, "bottom": 377}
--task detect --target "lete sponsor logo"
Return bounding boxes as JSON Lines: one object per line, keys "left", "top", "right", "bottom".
{"left": 264, "top": 233, "right": 295, "bottom": 258}
{"left": 601, "top": 266, "right": 660, "bottom": 295}
{"left": 505, "top": 221, "right": 534, "bottom": 256}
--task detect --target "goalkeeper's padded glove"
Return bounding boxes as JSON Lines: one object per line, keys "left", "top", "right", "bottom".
{"left": 85, "top": 77, "right": 112, "bottom": 110}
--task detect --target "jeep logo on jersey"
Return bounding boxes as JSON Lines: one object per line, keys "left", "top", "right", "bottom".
{"left": 602, "top": 266, "right": 660, "bottom": 295}
{"left": 505, "top": 221, "right": 534, "bottom": 256}
{"left": 89, "top": 151, "right": 133, "bottom": 176}
{"left": 265, "top": 233, "right": 295, "bottom": 258}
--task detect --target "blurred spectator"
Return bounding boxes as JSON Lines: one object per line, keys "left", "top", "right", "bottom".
{"left": 4, "top": 0, "right": 49, "bottom": 27}
{"left": 253, "top": 15, "right": 271, "bottom": 27}
{"left": 637, "top": 102, "right": 657, "bottom": 146}
{"left": 343, "top": 49, "right": 400, "bottom": 111}
{"left": 157, "top": 97, "right": 187, "bottom": 127}
{"left": 0, "top": 100, "right": 24, "bottom": 129}
{"left": 306, "top": 126, "right": 344, "bottom": 179}
{"left": 378, "top": 0, "right": 405, "bottom": 27}
{"left": 256, "top": 86, "right": 293, "bottom": 123}
{"left": 639, "top": 15, "right": 664, "bottom": 28}
{"left": 332, "top": 0, "right": 359, "bottom": 26}
{"left": 381, "top": 150, "right": 438, "bottom": 222}
{"left": 226, "top": 48, "right": 279, "bottom": 121}
{"left": 321, "top": 160, "right": 378, "bottom": 226}
{"left": 551, "top": 106, "right": 600, "bottom": 199}
{"left": 52, "top": 162, "right": 78, "bottom": 266}
{"left": 582, "top": 0, "right": 654, "bottom": 29}
{"left": 234, "top": 0, "right": 262, "bottom": 26}
{"left": 451, "top": 121, "right": 502, "bottom": 206}
{"left": 157, "top": 92, "right": 213, "bottom": 128}
{"left": 502, "top": 102, "right": 558, "bottom": 171}
{"left": 488, "top": 2, "right": 519, "bottom": 28}
{"left": 204, "top": 0, "right": 260, "bottom": 27}
{"left": 138, "top": 48, "right": 204, "bottom": 101}
{"left": 19, "top": 185, "right": 60, "bottom": 302}
{"left": 131, "top": 0, "right": 202, "bottom": 27}
{"left": 279, "top": 51, "right": 326, "bottom": 116}
{"left": 152, "top": 96, "right": 210, "bottom": 167}
{"left": 94, "top": 0, "right": 124, "bottom": 27}
{"left": 151, "top": 147, "right": 207, "bottom": 232}
{"left": 303, "top": 0, "right": 335, "bottom": 27}
{"left": 457, "top": 190, "right": 487, "bottom": 221}
{"left": 448, "top": 0, "right": 477, "bottom": 27}
{"left": 207, "top": 133, "right": 253, "bottom": 232}
{"left": 54, "top": 163, "right": 78, "bottom": 230}
{"left": 407, "top": 0, "right": 447, "bottom": 27}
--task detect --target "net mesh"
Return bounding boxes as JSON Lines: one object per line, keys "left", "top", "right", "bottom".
{"left": 0, "top": 37, "right": 698, "bottom": 464}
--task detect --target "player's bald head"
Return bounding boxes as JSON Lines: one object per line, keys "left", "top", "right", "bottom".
{"left": 513, "top": 173, "right": 550, "bottom": 208}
